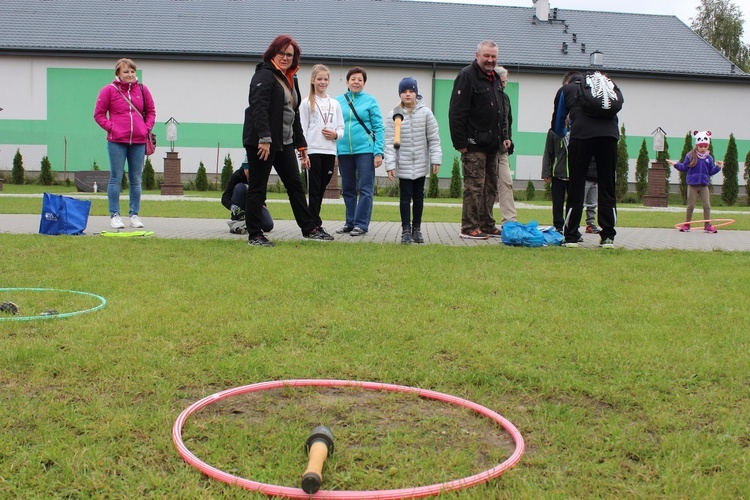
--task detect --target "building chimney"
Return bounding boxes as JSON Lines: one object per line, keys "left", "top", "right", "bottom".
{"left": 533, "top": 0, "right": 549, "bottom": 21}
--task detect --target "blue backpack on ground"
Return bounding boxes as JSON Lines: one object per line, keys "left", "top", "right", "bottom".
{"left": 39, "top": 193, "right": 91, "bottom": 235}
{"left": 501, "top": 220, "right": 546, "bottom": 247}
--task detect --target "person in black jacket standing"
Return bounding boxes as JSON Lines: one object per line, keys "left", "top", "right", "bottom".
{"left": 551, "top": 72, "right": 621, "bottom": 249}
{"left": 449, "top": 40, "right": 510, "bottom": 240}
{"left": 243, "top": 34, "right": 333, "bottom": 246}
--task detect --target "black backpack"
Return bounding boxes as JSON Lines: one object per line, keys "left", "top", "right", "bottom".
{"left": 576, "top": 72, "right": 623, "bottom": 118}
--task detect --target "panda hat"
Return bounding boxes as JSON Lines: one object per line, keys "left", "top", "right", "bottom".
{"left": 693, "top": 130, "right": 711, "bottom": 147}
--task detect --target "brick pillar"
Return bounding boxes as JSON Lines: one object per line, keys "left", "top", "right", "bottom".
{"left": 161, "top": 151, "right": 184, "bottom": 196}
{"left": 324, "top": 162, "right": 340, "bottom": 199}
{"left": 643, "top": 162, "right": 668, "bottom": 207}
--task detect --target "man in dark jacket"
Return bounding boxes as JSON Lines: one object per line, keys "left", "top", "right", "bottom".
{"left": 449, "top": 40, "right": 510, "bottom": 240}
{"left": 221, "top": 163, "right": 273, "bottom": 234}
{"left": 551, "top": 71, "right": 621, "bottom": 248}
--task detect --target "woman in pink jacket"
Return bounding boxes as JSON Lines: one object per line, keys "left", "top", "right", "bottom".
{"left": 94, "top": 58, "right": 156, "bottom": 229}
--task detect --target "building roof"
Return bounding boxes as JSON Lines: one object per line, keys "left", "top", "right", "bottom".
{"left": 1, "top": 0, "right": 747, "bottom": 79}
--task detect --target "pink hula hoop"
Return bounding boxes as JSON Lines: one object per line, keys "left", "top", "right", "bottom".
{"left": 172, "top": 379, "right": 525, "bottom": 499}
{"left": 673, "top": 218, "right": 735, "bottom": 229}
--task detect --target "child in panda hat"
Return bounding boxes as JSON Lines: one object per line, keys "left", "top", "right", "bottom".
{"left": 667, "top": 131, "right": 723, "bottom": 233}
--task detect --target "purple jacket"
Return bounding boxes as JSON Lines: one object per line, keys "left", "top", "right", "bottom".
{"left": 672, "top": 152, "right": 721, "bottom": 186}
{"left": 94, "top": 78, "right": 156, "bottom": 144}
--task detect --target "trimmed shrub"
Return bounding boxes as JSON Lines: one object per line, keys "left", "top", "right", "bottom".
{"left": 449, "top": 156, "right": 462, "bottom": 199}
{"left": 39, "top": 156, "right": 54, "bottom": 186}
{"left": 678, "top": 131, "right": 692, "bottom": 204}
{"left": 635, "top": 139, "right": 649, "bottom": 201}
{"left": 195, "top": 162, "right": 209, "bottom": 191}
{"left": 220, "top": 154, "right": 233, "bottom": 191}
{"left": 721, "top": 133, "right": 739, "bottom": 206}
{"left": 12, "top": 149, "right": 25, "bottom": 184}
{"left": 656, "top": 136, "right": 670, "bottom": 194}
{"left": 427, "top": 169, "right": 439, "bottom": 198}
{"left": 744, "top": 149, "right": 750, "bottom": 206}
{"left": 615, "top": 125, "right": 629, "bottom": 202}
{"left": 142, "top": 157, "right": 156, "bottom": 190}
{"left": 525, "top": 180, "right": 535, "bottom": 201}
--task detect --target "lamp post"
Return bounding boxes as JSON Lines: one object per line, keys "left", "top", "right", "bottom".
{"left": 161, "top": 117, "right": 184, "bottom": 196}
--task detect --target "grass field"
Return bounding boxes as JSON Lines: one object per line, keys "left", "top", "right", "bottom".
{"left": 1, "top": 186, "right": 750, "bottom": 498}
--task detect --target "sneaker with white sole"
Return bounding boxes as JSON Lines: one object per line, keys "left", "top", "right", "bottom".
{"left": 600, "top": 238, "right": 615, "bottom": 249}
{"left": 129, "top": 215, "right": 144, "bottom": 228}
{"left": 110, "top": 214, "right": 125, "bottom": 229}
{"left": 562, "top": 241, "right": 579, "bottom": 248}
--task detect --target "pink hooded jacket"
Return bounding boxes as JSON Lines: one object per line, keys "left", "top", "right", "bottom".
{"left": 94, "top": 78, "right": 156, "bottom": 144}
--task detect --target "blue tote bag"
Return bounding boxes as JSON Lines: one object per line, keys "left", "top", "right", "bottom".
{"left": 39, "top": 193, "right": 91, "bottom": 235}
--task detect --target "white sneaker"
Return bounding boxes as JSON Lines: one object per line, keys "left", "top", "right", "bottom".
{"left": 129, "top": 215, "right": 144, "bottom": 228}
{"left": 110, "top": 214, "right": 125, "bottom": 229}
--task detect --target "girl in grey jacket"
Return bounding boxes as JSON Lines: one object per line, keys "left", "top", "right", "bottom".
{"left": 385, "top": 78, "right": 441, "bottom": 244}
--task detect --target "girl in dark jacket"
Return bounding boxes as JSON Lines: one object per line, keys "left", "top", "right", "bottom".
{"left": 242, "top": 35, "right": 333, "bottom": 246}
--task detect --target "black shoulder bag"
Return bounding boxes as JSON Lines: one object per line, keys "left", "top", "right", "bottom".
{"left": 345, "top": 94, "right": 375, "bottom": 141}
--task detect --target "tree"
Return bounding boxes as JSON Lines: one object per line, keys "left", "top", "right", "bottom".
{"left": 744, "top": 149, "right": 750, "bottom": 205}
{"left": 721, "top": 133, "right": 739, "bottom": 205}
{"left": 12, "top": 149, "right": 25, "bottom": 184}
{"left": 635, "top": 139, "right": 649, "bottom": 201}
{"left": 656, "top": 137, "right": 670, "bottom": 194}
{"left": 449, "top": 156, "right": 462, "bottom": 199}
{"left": 220, "top": 154, "right": 233, "bottom": 191}
{"left": 39, "top": 156, "right": 54, "bottom": 186}
{"left": 427, "top": 169, "right": 440, "bottom": 198}
{"left": 142, "top": 157, "right": 156, "bottom": 190}
{"left": 525, "top": 180, "right": 535, "bottom": 201}
{"left": 615, "top": 125, "right": 629, "bottom": 202}
{"left": 679, "top": 132, "right": 693, "bottom": 204}
{"left": 691, "top": 0, "right": 749, "bottom": 72}
{"left": 195, "top": 162, "right": 209, "bottom": 191}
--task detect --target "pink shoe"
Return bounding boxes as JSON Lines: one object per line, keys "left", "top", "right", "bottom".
{"left": 704, "top": 224, "right": 717, "bottom": 234}
{"left": 679, "top": 224, "right": 690, "bottom": 232}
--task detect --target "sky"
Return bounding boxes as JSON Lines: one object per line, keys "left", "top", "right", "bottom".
{"left": 419, "top": 0, "right": 750, "bottom": 43}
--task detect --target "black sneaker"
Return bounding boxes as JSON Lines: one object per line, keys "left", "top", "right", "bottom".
{"left": 401, "top": 227, "right": 412, "bottom": 244}
{"left": 248, "top": 235, "right": 274, "bottom": 247}
{"left": 411, "top": 226, "right": 424, "bottom": 244}
{"left": 335, "top": 226, "right": 353, "bottom": 234}
{"left": 304, "top": 227, "right": 334, "bottom": 241}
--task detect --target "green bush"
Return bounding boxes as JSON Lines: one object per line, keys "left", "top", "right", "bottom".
{"left": 543, "top": 180, "right": 551, "bottom": 200}
{"left": 268, "top": 180, "right": 286, "bottom": 193}
{"left": 679, "top": 131, "right": 692, "bottom": 204}
{"left": 615, "top": 125, "right": 629, "bottom": 202}
{"left": 427, "top": 170, "right": 439, "bottom": 198}
{"left": 721, "top": 133, "right": 739, "bottom": 206}
{"left": 220, "top": 154, "right": 233, "bottom": 191}
{"left": 142, "top": 157, "right": 156, "bottom": 190}
{"left": 635, "top": 139, "right": 649, "bottom": 201}
{"left": 39, "top": 156, "right": 54, "bottom": 186}
{"left": 744, "top": 149, "right": 750, "bottom": 206}
{"left": 93, "top": 160, "right": 101, "bottom": 171}
{"left": 449, "top": 156, "right": 462, "bottom": 198}
{"left": 525, "top": 180, "right": 535, "bottom": 201}
{"left": 12, "top": 149, "right": 25, "bottom": 185}
{"left": 195, "top": 162, "right": 209, "bottom": 191}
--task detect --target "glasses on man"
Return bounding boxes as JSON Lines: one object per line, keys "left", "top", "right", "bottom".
{"left": 277, "top": 51, "right": 295, "bottom": 60}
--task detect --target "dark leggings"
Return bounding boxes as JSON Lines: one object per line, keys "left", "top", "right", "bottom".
{"left": 399, "top": 177, "right": 426, "bottom": 228}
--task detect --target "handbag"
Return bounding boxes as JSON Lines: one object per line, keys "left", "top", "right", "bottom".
{"left": 39, "top": 192, "right": 91, "bottom": 235}
{"left": 344, "top": 93, "right": 376, "bottom": 141}
{"left": 111, "top": 83, "right": 156, "bottom": 156}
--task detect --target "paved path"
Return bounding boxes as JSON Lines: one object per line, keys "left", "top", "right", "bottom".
{"left": 2, "top": 213, "right": 749, "bottom": 251}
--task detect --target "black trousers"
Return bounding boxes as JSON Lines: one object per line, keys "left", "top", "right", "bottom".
{"left": 564, "top": 137, "right": 617, "bottom": 242}
{"left": 306, "top": 153, "right": 335, "bottom": 226}
{"left": 245, "top": 144, "right": 316, "bottom": 238}
{"left": 399, "top": 177, "right": 426, "bottom": 228}
{"left": 550, "top": 176, "right": 568, "bottom": 231}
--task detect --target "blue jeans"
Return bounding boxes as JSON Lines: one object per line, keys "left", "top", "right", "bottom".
{"left": 338, "top": 153, "right": 374, "bottom": 231}
{"left": 107, "top": 141, "right": 145, "bottom": 217}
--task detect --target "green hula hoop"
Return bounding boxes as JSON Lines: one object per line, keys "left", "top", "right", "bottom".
{"left": 0, "top": 287, "right": 107, "bottom": 321}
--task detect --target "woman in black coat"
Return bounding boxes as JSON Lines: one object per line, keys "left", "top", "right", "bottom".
{"left": 243, "top": 34, "right": 333, "bottom": 246}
